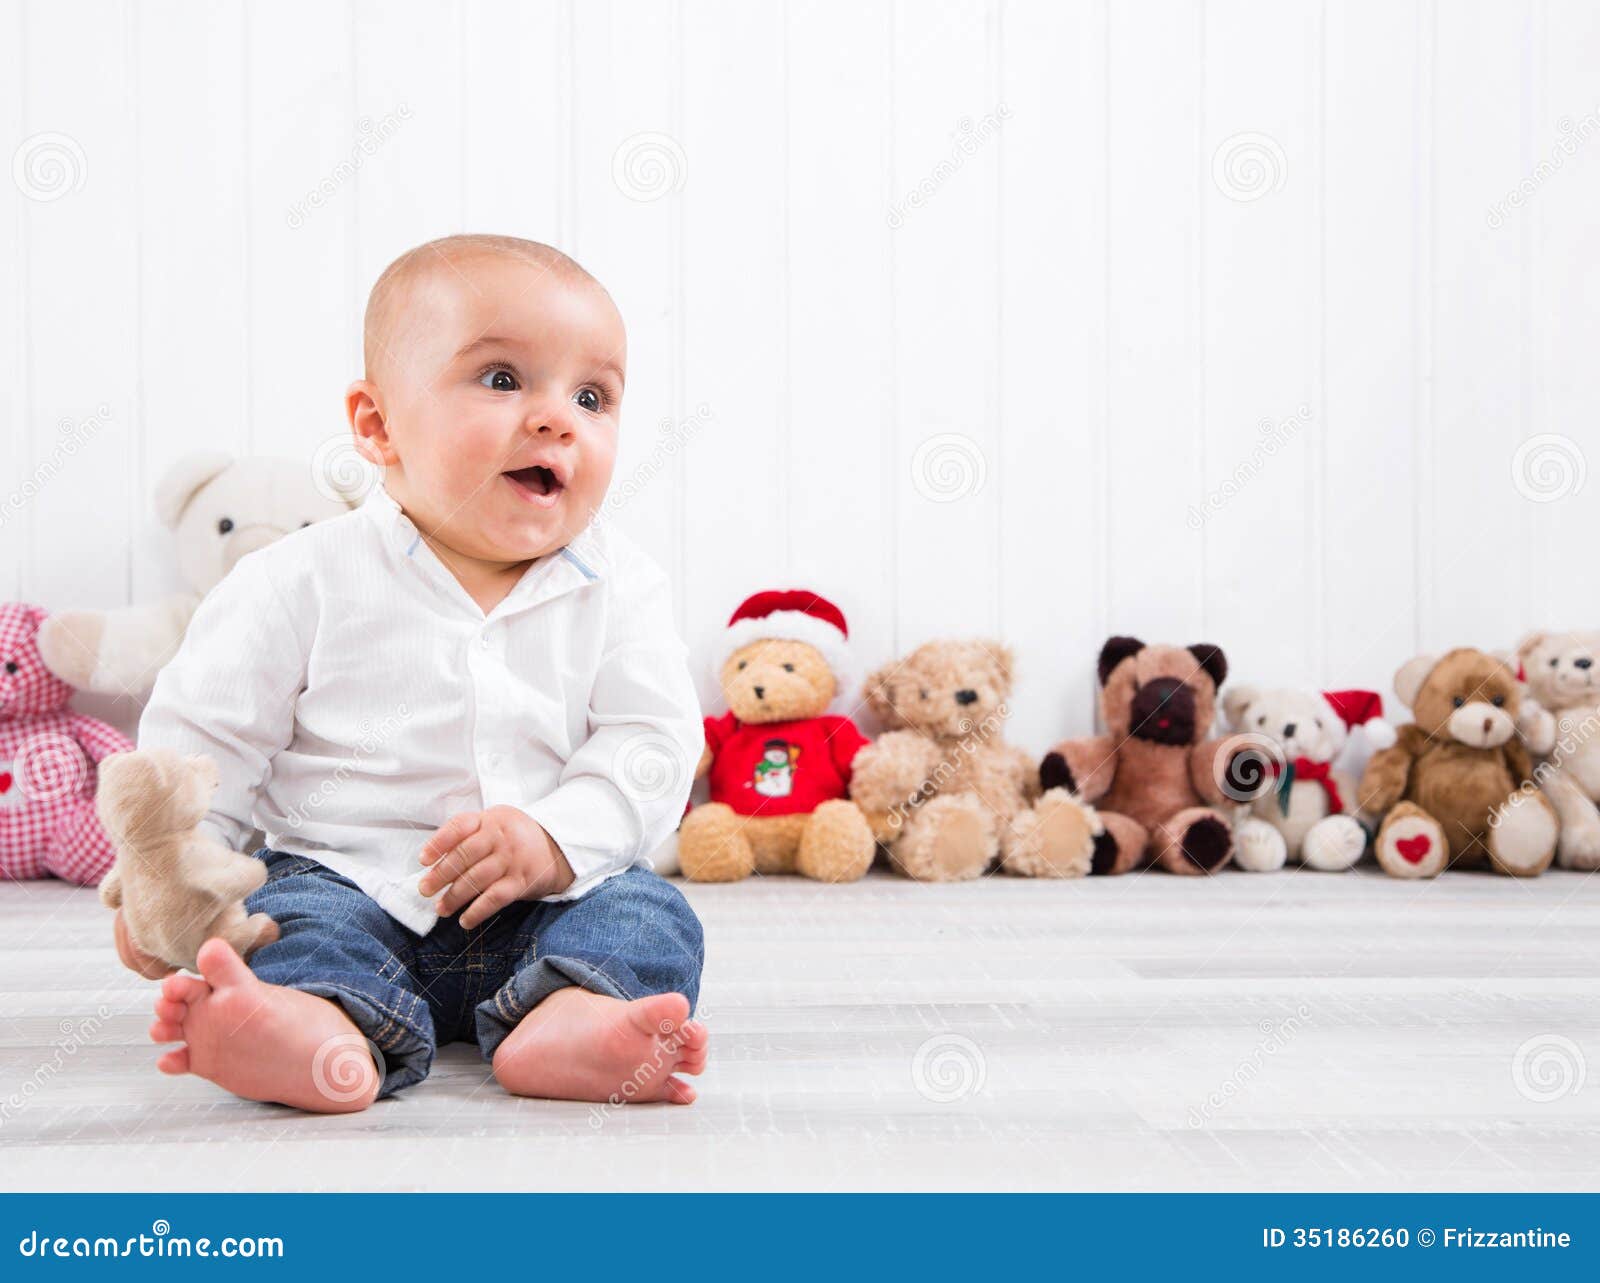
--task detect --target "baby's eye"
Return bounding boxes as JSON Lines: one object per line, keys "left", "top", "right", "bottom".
{"left": 782, "top": 663, "right": 795, "bottom": 673}
{"left": 217, "top": 517, "right": 234, "bottom": 534}
{"left": 479, "top": 368, "right": 518, "bottom": 392}
{"left": 574, "top": 387, "right": 602, "bottom": 413}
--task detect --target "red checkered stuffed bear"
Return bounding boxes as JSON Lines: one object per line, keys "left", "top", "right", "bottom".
{"left": 0, "top": 603, "right": 132, "bottom": 885}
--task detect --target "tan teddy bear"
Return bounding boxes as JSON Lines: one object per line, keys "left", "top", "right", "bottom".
{"left": 678, "top": 591, "right": 877, "bottom": 883}
{"left": 1357, "top": 648, "right": 1557, "bottom": 878}
{"left": 1514, "top": 630, "right": 1600, "bottom": 870}
{"left": 97, "top": 748, "right": 279, "bottom": 972}
{"left": 850, "top": 640, "right": 1095, "bottom": 881}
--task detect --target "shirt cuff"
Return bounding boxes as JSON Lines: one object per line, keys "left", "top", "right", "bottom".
{"left": 526, "top": 779, "right": 638, "bottom": 902}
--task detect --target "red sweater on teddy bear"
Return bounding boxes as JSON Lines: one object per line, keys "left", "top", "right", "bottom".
{"left": 703, "top": 713, "right": 869, "bottom": 817}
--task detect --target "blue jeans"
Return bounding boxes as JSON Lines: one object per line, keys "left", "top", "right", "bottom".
{"left": 243, "top": 849, "right": 704, "bottom": 1098}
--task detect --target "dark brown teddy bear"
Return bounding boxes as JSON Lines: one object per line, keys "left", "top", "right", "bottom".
{"left": 1020, "top": 636, "right": 1253, "bottom": 875}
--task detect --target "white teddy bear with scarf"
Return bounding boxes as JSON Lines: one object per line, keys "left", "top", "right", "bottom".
{"left": 1221, "top": 687, "right": 1394, "bottom": 872}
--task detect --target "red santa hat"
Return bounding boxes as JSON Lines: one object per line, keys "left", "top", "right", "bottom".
{"left": 714, "top": 590, "right": 856, "bottom": 707}
{"left": 1320, "top": 688, "right": 1397, "bottom": 750}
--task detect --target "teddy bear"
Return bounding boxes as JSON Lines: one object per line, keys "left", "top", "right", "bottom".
{"left": 678, "top": 591, "right": 877, "bottom": 883}
{"left": 37, "top": 450, "right": 358, "bottom": 699}
{"left": 1357, "top": 648, "right": 1558, "bottom": 878}
{"left": 848, "top": 639, "right": 1096, "bottom": 881}
{"left": 1221, "top": 686, "right": 1393, "bottom": 872}
{"left": 1513, "top": 630, "right": 1600, "bottom": 870}
{"left": 97, "top": 748, "right": 279, "bottom": 972}
{"left": 0, "top": 603, "right": 133, "bottom": 885}
{"left": 1013, "top": 636, "right": 1258, "bottom": 876}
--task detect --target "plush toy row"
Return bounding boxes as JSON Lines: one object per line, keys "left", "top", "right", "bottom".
{"left": 678, "top": 589, "right": 1596, "bottom": 885}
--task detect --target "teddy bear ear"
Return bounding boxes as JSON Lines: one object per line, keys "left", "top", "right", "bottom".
{"left": 1187, "top": 643, "right": 1228, "bottom": 691}
{"left": 1514, "top": 632, "right": 1548, "bottom": 664}
{"left": 1392, "top": 653, "right": 1440, "bottom": 710}
{"left": 1220, "top": 684, "right": 1256, "bottom": 730}
{"left": 154, "top": 451, "right": 234, "bottom": 530}
{"left": 1097, "top": 636, "right": 1145, "bottom": 685}
{"left": 862, "top": 662, "right": 898, "bottom": 724}
{"left": 980, "top": 641, "right": 1015, "bottom": 690}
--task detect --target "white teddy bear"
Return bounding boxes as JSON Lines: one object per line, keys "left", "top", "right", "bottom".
{"left": 1221, "top": 686, "right": 1394, "bottom": 872}
{"left": 38, "top": 451, "right": 359, "bottom": 699}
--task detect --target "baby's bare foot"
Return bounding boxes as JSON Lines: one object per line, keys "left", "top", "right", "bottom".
{"left": 148, "top": 938, "right": 379, "bottom": 1113}
{"left": 491, "top": 988, "right": 708, "bottom": 1105}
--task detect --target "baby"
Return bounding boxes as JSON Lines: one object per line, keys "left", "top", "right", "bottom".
{"left": 114, "top": 234, "right": 709, "bottom": 1112}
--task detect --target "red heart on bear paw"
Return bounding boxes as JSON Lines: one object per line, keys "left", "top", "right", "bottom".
{"left": 0, "top": 771, "right": 12, "bottom": 793}
{"left": 1396, "top": 833, "right": 1432, "bottom": 864}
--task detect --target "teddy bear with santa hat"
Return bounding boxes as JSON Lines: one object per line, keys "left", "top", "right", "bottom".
{"left": 1220, "top": 685, "right": 1395, "bottom": 872}
{"left": 677, "top": 590, "right": 877, "bottom": 883}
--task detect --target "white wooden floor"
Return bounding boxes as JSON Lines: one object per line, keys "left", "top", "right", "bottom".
{"left": 3, "top": 868, "right": 1599, "bottom": 1192}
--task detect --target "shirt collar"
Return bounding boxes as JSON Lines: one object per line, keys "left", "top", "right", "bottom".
{"left": 361, "top": 483, "right": 605, "bottom": 614}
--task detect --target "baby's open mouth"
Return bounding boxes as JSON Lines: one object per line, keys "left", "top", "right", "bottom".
{"left": 503, "top": 463, "right": 566, "bottom": 506}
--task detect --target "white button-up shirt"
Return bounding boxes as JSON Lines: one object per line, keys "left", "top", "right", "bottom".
{"left": 138, "top": 485, "right": 702, "bottom": 935}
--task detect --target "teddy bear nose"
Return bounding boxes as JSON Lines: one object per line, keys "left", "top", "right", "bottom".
{"left": 1577, "top": 657, "right": 1593, "bottom": 670}
{"left": 1282, "top": 722, "right": 1297, "bottom": 738}
{"left": 955, "top": 689, "right": 978, "bottom": 705}
{"left": 753, "top": 685, "right": 766, "bottom": 700}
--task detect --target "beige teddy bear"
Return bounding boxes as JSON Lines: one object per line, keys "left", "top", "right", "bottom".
{"left": 39, "top": 452, "right": 357, "bottom": 699}
{"left": 97, "top": 749, "right": 279, "bottom": 972}
{"left": 849, "top": 639, "right": 1095, "bottom": 881}
{"left": 1515, "top": 630, "right": 1600, "bottom": 869}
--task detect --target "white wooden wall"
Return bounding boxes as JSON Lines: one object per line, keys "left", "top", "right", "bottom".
{"left": 4, "top": 0, "right": 1598, "bottom": 752}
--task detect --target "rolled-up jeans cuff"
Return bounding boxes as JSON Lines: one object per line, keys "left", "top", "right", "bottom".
{"left": 474, "top": 955, "right": 639, "bottom": 1063}
{"left": 292, "top": 980, "right": 434, "bottom": 1100}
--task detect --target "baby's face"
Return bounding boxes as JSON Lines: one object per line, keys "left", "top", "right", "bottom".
{"left": 368, "top": 255, "right": 623, "bottom": 563}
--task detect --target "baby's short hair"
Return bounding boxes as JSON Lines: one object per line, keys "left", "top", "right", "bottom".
{"left": 362, "top": 234, "right": 602, "bottom": 379}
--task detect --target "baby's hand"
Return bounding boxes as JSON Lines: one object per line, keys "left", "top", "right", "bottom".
{"left": 419, "top": 806, "right": 575, "bottom": 929}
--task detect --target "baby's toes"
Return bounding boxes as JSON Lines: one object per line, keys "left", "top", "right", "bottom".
{"left": 153, "top": 997, "right": 188, "bottom": 1024}
{"left": 156, "top": 1047, "right": 191, "bottom": 1075}
{"left": 661, "top": 1075, "right": 697, "bottom": 1106}
{"left": 677, "top": 1045, "right": 709, "bottom": 1076}
{"left": 149, "top": 1019, "right": 186, "bottom": 1044}
{"left": 161, "top": 974, "right": 207, "bottom": 1004}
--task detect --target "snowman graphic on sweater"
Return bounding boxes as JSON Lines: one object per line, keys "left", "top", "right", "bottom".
{"left": 752, "top": 739, "right": 799, "bottom": 798}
